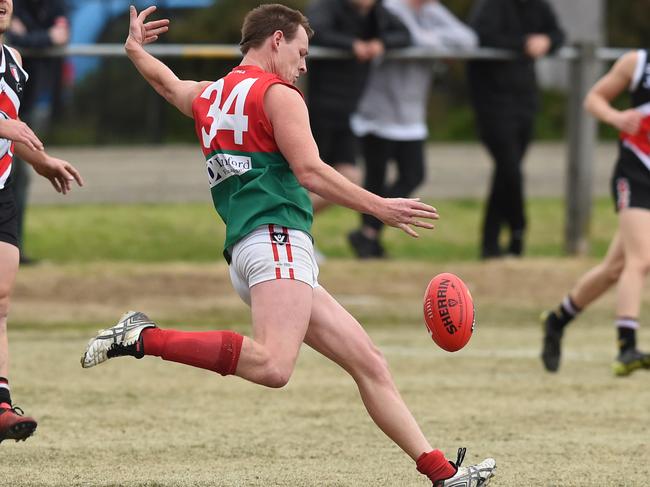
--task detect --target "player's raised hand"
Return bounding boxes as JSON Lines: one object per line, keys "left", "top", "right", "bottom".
{"left": 127, "top": 5, "right": 170, "bottom": 46}
{"left": 32, "top": 156, "right": 84, "bottom": 195}
{"left": 0, "top": 119, "right": 43, "bottom": 152}
{"left": 376, "top": 198, "right": 439, "bottom": 238}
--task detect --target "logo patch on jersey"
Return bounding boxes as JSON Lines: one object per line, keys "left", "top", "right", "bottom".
{"left": 271, "top": 232, "right": 288, "bottom": 245}
{"left": 616, "top": 177, "right": 630, "bottom": 210}
{"left": 9, "top": 64, "right": 19, "bottom": 83}
{"left": 205, "top": 152, "right": 251, "bottom": 188}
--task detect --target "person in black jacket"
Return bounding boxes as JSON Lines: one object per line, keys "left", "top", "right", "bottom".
{"left": 306, "top": 0, "right": 411, "bottom": 225}
{"left": 467, "top": 0, "right": 564, "bottom": 259}
{"left": 6, "top": 0, "right": 69, "bottom": 265}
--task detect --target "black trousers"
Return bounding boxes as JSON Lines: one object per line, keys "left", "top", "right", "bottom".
{"left": 476, "top": 111, "right": 534, "bottom": 254}
{"left": 360, "top": 135, "right": 426, "bottom": 231}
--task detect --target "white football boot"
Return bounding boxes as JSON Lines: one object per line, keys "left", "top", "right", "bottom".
{"left": 81, "top": 311, "right": 157, "bottom": 368}
{"left": 434, "top": 449, "right": 496, "bottom": 487}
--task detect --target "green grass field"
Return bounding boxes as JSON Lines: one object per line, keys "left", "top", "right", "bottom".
{"left": 4, "top": 199, "right": 649, "bottom": 486}
{"left": 23, "top": 197, "right": 618, "bottom": 263}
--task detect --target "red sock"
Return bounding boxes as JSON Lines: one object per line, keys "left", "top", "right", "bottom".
{"left": 416, "top": 449, "right": 456, "bottom": 483}
{"left": 141, "top": 328, "right": 243, "bottom": 376}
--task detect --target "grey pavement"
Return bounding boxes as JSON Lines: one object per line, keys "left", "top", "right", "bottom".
{"left": 29, "top": 142, "right": 618, "bottom": 205}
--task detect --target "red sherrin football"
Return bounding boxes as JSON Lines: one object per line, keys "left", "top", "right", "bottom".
{"left": 423, "top": 272, "right": 475, "bottom": 352}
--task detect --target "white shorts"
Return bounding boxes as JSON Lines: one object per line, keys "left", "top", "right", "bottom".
{"left": 229, "top": 224, "right": 320, "bottom": 305}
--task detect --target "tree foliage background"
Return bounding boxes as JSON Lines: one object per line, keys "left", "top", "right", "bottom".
{"left": 52, "top": 0, "right": 641, "bottom": 145}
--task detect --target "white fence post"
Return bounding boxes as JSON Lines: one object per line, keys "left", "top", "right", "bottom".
{"left": 565, "top": 42, "right": 601, "bottom": 255}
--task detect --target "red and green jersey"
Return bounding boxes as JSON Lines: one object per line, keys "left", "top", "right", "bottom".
{"left": 192, "top": 65, "right": 313, "bottom": 259}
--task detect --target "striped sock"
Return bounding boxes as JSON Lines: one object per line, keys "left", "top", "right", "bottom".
{"left": 0, "top": 377, "right": 11, "bottom": 406}
{"left": 616, "top": 317, "right": 638, "bottom": 353}
{"left": 550, "top": 295, "right": 581, "bottom": 332}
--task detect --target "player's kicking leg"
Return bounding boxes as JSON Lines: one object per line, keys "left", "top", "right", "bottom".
{"left": 305, "top": 286, "right": 496, "bottom": 486}
{"left": 81, "top": 279, "right": 314, "bottom": 389}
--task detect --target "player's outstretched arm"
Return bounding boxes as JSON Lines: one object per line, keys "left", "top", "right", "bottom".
{"left": 584, "top": 51, "right": 641, "bottom": 134}
{"left": 125, "top": 6, "right": 209, "bottom": 117}
{"left": 14, "top": 143, "right": 83, "bottom": 195}
{"left": 266, "top": 84, "right": 439, "bottom": 237}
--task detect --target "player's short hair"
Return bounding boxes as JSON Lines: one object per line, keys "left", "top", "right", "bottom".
{"left": 240, "top": 4, "right": 313, "bottom": 54}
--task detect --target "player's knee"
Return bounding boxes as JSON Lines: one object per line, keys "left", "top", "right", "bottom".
{"left": 256, "top": 356, "right": 294, "bottom": 388}
{"left": 261, "top": 365, "right": 293, "bottom": 389}
{"left": 355, "top": 344, "right": 392, "bottom": 385}
{"left": 603, "top": 260, "right": 624, "bottom": 283}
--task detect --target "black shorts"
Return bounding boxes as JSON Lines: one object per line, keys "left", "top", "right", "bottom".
{"left": 310, "top": 120, "right": 359, "bottom": 167}
{"left": 0, "top": 190, "right": 17, "bottom": 248}
{"left": 611, "top": 148, "right": 650, "bottom": 212}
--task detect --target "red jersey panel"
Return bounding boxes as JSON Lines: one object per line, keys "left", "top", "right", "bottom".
{"left": 620, "top": 102, "right": 650, "bottom": 171}
{"left": 192, "top": 65, "right": 301, "bottom": 158}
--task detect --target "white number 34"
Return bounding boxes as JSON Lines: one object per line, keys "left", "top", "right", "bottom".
{"left": 200, "top": 77, "right": 257, "bottom": 148}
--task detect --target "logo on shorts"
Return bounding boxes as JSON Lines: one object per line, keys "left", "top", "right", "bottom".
{"left": 205, "top": 153, "right": 251, "bottom": 188}
{"left": 272, "top": 232, "right": 288, "bottom": 245}
{"left": 616, "top": 177, "right": 630, "bottom": 210}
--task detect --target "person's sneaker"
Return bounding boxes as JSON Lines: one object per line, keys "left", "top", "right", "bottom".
{"left": 434, "top": 449, "right": 496, "bottom": 487}
{"left": 81, "top": 311, "right": 157, "bottom": 369}
{"left": 0, "top": 404, "right": 37, "bottom": 443}
{"left": 348, "top": 229, "right": 385, "bottom": 259}
{"left": 612, "top": 348, "right": 650, "bottom": 377}
{"left": 541, "top": 310, "right": 563, "bottom": 372}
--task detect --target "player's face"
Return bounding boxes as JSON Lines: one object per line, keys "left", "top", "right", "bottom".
{"left": 0, "top": 0, "right": 12, "bottom": 34}
{"left": 275, "top": 26, "right": 309, "bottom": 85}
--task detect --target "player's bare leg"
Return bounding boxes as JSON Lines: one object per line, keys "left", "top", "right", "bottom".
{"left": 542, "top": 232, "right": 625, "bottom": 372}
{"left": 0, "top": 243, "right": 17, "bottom": 390}
{"left": 571, "top": 232, "right": 625, "bottom": 307}
{"left": 612, "top": 208, "right": 650, "bottom": 376}
{"left": 305, "top": 287, "right": 495, "bottom": 485}
{"left": 234, "top": 279, "right": 313, "bottom": 387}
{"left": 0, "top": 242, "right": 37, "bottom": 443}
{"left": 306, "top": 286, "right": 431, "bottom": 457}
{"left": 82, "top": 279, "right": 313, "bottom": 388}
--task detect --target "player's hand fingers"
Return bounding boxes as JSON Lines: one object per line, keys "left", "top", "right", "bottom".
{"left": 129, "top": 5, "right": 138, "bottom": 24}
{"left": 410, "top": 209, "right": 439, "bottom": 220}
{"left": 399, "top": 223, "right": 419, "bottom": 238}
{"left": 408, "top": 199, "right": 437, "bottom": 212}
{"left": 146, "top": 26, "right": 168, "bottom": 37}
{"left": 65, "top": 165, "right": 84, "bottom": 187}
{"left": 145, "top": 19, "right": 169, "bottom": 30}
{"left": 26, "top": 130, "right": 44, "bottom": 151}
{"left": 138, "top": 5, "right": 157, "bottom": 22}
{"left": 50, "top": 177, "right": 62, "bottom": 193}
{"left": 143, "top": 35, "right": 158, "bottom": 44}
{"left": 410, "top": 220, "right": 435, "bottom": 230}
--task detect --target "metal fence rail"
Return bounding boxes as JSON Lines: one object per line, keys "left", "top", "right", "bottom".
{"left": 22, "top": 42, "right": 623, "bottom": 254}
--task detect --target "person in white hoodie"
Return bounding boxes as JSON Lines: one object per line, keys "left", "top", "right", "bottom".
{"left": 349, "top": 0, "right": 476, "bottom": 258}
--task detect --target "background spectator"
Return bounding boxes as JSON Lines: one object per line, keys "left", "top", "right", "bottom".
{"left": 305, "top": 0, "right": 411, "bottom": 224}
{"left": 7, "top": 0, "right": 69, "bottom": 264}
{"left": 467, "top": 0, "right": 564, "bottom": 259}
{"left": 349, "top": 0, "right": 477, "bottom": 258}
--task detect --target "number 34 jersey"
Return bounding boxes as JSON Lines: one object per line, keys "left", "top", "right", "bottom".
{"left": 192, "top": 65, "right": 313, "bottom": 260}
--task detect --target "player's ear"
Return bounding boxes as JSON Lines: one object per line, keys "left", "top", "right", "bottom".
{"left": 272, "top": 30, "right": 284, "bottom": 50}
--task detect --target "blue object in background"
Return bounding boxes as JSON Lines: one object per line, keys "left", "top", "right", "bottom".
{"left": 68, "top": 0, "right": 215, "bottom": 80}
